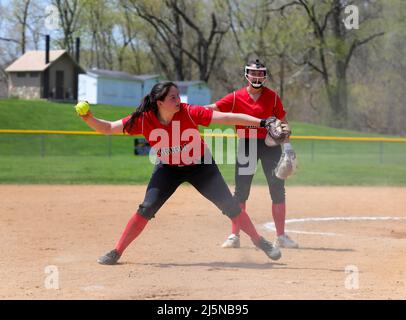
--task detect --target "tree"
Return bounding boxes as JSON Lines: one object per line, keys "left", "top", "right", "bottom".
{"left": 169, "top": 0, "right": 230, "bottom": 82}
{"left": 115, "top": 6, "right": 140, "bottom": 71}
{"left": 0, "top": 0, "right": 32, "bottom": 55}
{"left": 53, "top": 0, "right": 81, "bottom": 56}
{"left": 14, "top": 0, "right": 31, "bottom": 54}
{"left": 272, "top": 0, "right": 385, "bottom": 126}
{"left": 27, "top": 1, "right": 48, "bottom": 50}
{"left": 122, "top": 0, "right": 186, "bottom": 80}
{"left": 347, "top": 0, "right": 406, "bottom": 134}
{"left": 123, "top": 0, "right": 230, "bottom": 82}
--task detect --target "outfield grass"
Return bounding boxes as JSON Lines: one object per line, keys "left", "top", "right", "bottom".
{"left": 0, "top": 98, "right": 133, "bottom": 130}
{"left": 0, "top": 98, "right": 405, "bottom": 185}
{"left": 0, "top": 150, "right": 404, "bottom": 185}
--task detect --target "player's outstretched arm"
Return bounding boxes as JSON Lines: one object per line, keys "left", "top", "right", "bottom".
{"left": 204, "top": 103, "right": 220, "bottom": 111}
{"left": 74, "top": 101, "right": 124, "bottom": 135}
{"left": 211, "top": 110, "right": 263, "bottom": 127}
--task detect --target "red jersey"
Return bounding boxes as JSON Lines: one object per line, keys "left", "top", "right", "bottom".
{"left": 122, "top": 103, "right": 213, "bottom": 165}
{"left": 216, "top": 87, "right": 286, "bottom": 138}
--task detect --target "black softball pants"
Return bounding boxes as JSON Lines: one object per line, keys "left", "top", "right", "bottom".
{"left": 234, "top": 138, "right": 285, "bottom": 204}
{"left": 138, "top": 158, "right": 241, "bottom": 220}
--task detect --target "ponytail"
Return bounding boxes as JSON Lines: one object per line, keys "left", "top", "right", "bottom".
{"left": 123, "top": 94, "right": 157, "bottom": 134}
{"left": 123, "top": 81, "right": 178, "bottom": 134}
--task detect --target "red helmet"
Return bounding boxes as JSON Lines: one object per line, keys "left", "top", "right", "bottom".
{"left": 245, "top": 59, "right": 267, "bottom": 88}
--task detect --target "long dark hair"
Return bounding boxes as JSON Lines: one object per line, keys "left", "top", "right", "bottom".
{"left": 123, "top": 81, "right": 178, "bottom": 133}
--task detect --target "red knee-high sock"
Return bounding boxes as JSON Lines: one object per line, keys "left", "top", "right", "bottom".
{"left": 272, "top": 203, "right": 286, "bottom": 237}
{"left": 115, "top": 212, "right": 148, "bottom": 255}
{"left": 231, "top": 203, "right": 245, "bottom": 235}
{"left": 231, "top": 209, "right": 261, "bottom": 245}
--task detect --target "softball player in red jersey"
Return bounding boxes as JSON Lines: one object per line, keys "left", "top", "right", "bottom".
{"left": 75, "top": 81, "right": 282, "bottom": 265}
{"left": 206, "top": 60, "right": 299, "bottom": 249}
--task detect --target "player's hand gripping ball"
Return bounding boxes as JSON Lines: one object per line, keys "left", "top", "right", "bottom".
{"left": 75, "top": 100, "right": 90, "bottom": 116}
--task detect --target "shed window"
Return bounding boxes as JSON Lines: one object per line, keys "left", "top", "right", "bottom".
{"left": 17, "top": 72, "right": 27, "bottom": 78}
{"left": 30, "top": 72, "right": 39, "bottom": 77}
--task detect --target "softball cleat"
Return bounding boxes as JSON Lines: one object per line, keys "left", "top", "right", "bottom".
{"left": 221, "top": 234, "right": 241, "bottom": 248}
{"left": 256, "top": 237, "right": 282, "bottom": 261}
{"left": 275, "top": 234, "right": 299, "bottom": 249}
{"left": 97, "top": 249, "right": 121, "bottom": 265}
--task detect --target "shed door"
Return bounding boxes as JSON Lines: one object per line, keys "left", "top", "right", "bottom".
{"left": 56, "top": 71, "right": 64, "bottom": 99}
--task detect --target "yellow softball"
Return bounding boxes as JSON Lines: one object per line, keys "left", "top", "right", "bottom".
{"left": 75, "top": 101, "right": 90, "bottom": 116}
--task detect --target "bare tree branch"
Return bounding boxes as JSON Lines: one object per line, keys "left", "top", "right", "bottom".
{"left": 307, "top": 60, "right": 325, "bottom": 76}
{"left": 123, "top": 0, "right": 186, "bottom": 80}
{"left": 267, "top": 0, "right": 299, "bottom": 14}
{"left": 226, "top": 0, "right": 244, "bottom": 58}
{"left": 345, "top": 31, "right": 385, "bottom": 70}
{"left": 168, "top": 0, "right": 229, "bottom": 81}
{"left": 0, "top": 37, "right": 20, "bottom": 44}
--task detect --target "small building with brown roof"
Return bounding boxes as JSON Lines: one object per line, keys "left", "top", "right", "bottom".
{"left": 5, "top": 50, "right": 85, "bottom": 100}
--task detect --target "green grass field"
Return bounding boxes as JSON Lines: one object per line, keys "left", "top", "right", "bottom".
{"left": 0, "top": 98, "right": 405, "bottom": 185}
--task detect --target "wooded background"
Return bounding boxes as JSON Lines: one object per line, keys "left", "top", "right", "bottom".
{"left": 0, "top": 0, "right": 405, "bottom": 134}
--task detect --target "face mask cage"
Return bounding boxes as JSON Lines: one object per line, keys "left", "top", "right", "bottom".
{"left": 245, "top": 65, "right": 267, "bottom": 88}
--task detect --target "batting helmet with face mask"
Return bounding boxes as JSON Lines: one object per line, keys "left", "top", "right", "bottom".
{"left": 245, "top": 59, "right": 267, "bottom": 89}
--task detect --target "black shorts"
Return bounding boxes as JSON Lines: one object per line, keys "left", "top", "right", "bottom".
{"left": 234, "top": 138, "right": 285, "bottom": 203}
{"left": 137, "top": 156, "right": 241, "bottom": 220}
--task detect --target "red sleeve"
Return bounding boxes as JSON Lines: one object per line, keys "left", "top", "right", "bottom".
{"left": 187, "top": 105, "right": 213, "bottom": 127}
{"left": 274, "top": 94, "right": 287, "bottom": 119}
{"left": 122, "top": 114, "right": 143, "bottom": 135}
{"left": 215, "top": 92, "right": 235, "bottom": 112}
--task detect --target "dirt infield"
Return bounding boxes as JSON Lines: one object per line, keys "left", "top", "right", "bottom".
{"left": 1, "top": 185, "right": 405, "bottom": 300}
